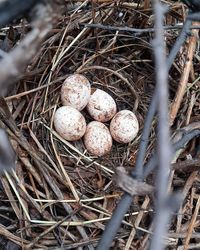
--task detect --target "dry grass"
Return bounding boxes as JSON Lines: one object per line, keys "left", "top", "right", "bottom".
{"left": 0, "top": 1, "right": 200, "bottom": 249}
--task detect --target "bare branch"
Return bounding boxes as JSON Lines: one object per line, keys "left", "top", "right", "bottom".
{"left": 81, "top": 22, "right": 200, "bottom": 34}
{"left": 150, "top": 1, "right": 172, "bottom": 249}
{"left": 0, "top": 2, "right": 53, "bottom": 96}
{"left": 114, "top": 167, "right": 154, "bottom": 196}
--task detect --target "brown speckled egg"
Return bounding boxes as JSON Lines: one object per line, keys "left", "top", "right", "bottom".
{"left": 110, "top": 110, "right": 139, "bottom": 143}
{"left": 87, "top": 89, "right": 117, "bottom": 122}
{"left": 84, "top": 121, "right": 112, "bottom": 156}
{"left": 61, "top": 74, "right": 91, "bottom": 111}
{"left": 54, "top": 106, "right": 86, "bottom": 141}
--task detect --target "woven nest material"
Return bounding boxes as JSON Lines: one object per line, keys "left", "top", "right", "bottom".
{"left": 0, "top": 1, "right": 200, "bottom": 249}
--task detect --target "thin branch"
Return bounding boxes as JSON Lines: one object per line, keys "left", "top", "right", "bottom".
{"left": 166, "top": 19, "right": 192, "bottom": 70}
{"left": 144, "top": 128, "right": 200, "bottom": 177}
{"left": 134, "top": 90, "right": 157, "bottom": 180}
{"left": 150, "top": 1, "right": 172, "bottom": 247}
{"left": 152, "top": 1, "right": 171, "bottom": 203}
{"left": 169, "top": 23, "right": 199, "bottom": 125}
{"left": 184, "top": 196, "right": 200, "bottom": 249}
{"left": 172, "top": 158, "right": 200, "bottom": 172}
{"left": 0, "top": 2, "right": 53, "bottom": 97}
{"left": 81, "top": 22, "right": 200, "bottom": 34}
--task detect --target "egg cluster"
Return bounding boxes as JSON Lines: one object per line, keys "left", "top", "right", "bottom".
{"left": 54, "top": 74, "right": 139, "bottom": 156}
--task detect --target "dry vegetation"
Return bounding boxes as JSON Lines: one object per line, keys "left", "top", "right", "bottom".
{"left": 0, "top": 0, "right": 200, "bottom": 249}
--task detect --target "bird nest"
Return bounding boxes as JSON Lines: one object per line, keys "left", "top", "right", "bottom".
{"left": 0, "top": 1, "right": 200, "bottom": 249}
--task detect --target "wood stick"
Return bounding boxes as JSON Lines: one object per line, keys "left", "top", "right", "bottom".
{"left": 169, "top": 22, "right": 199, "bottom": 125}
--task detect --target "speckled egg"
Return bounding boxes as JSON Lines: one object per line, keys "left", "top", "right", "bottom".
{"left": 61, "top": 74, "right": 91, "bottom": 111}
{"left": 110, "top": 110, "right": 139, "bottom": 143}
{"left": 84, "top": 121, "right": 112, "bottom": 156}
{"left": 54, "top": 106, "right": 86, "bottom": 141}
{"left": 87, "top": 89, "right": 117, "bottom": 122}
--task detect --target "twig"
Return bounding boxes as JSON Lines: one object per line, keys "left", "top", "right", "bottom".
{"left": 169, "top": 22, "right": 199, "bottom": 126}
{"left": 150, "top": 1, "right": 174, "bottom": 248}
{"left": 4, "top": 76, "right": 67, "bottom": 101}
{"left": 134, "top": 89, "right": 157, "bottom": 180}
{"left": 166, "top": 19, "right": 192, "bottom": 71}
{"left": 0, "top": 2, "right": 53, "bottom": 97}
{"left": 124, "top": 196, "right": 150, "bottom": 250}
{"left": 96, "top": 193, "right": 133, "bottom": 250}
{"left": 184, "top": 196, "right": 200, "bottom": 249}
{"left": 0, "top": 223, "right": 39, "bottom": 248}
{"left": 144, "top": 128, "right": 200, "bottom": 177}
{"left": 114, "top": 167, "right": 153, "bottom": 196}
{"left": 176, "top": 171, "right": 198, "bottom": 233}
{"left": 27, "top": 213, "right": 79, "bottom": 249}
{"left": 172, "top": 158, "right": 200, "bottom": 172}
{"left": 185, "top": 91, "right": 197, "bottom": 125}
{"left": 81, "top": 22, "right": 200, "bottom": 34}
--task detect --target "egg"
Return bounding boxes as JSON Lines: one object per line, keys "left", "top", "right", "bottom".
{"left": 84, "top": 121, "right": 112, "bottom": 156}
{"left": 61, "top": 74, "right": 91, "bottom": 111}
{"left": 54, "top": 106, "right": 86, "bottom": 141}
{"left": 110, "top": 110, "right": 139, "bottom": 143}
{"left": 87, "top": 89, "right": 117, "bottom": 122}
